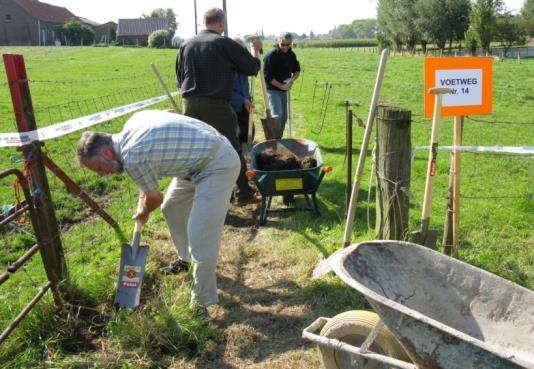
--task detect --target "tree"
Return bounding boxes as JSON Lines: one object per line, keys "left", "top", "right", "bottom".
{"left": 148, "top": 29, "right": 172, "bottom": 48}
{"left": 446, "top": 0, "right": 471, "bottom": 52}
{"left": 469, "top": 0, "right": 503, "bottom": 54}
{"left": 496, "top": 14, "right": 527, "bottom": 55}
{"left": 465, "top": 26, "right": 479, "bottom": 55}
{"left": 415, "top": 0, "right": 449, "bottom": 51}
{"left": 62, "top": 19, "right": 95, "bottom": 45}
{"left": 414, "top": 0, "right": 469, "bottom": 53}
{"left": 377, "top": 0, "right": 419, "bottom": 52}
{"left": 145, "top": 8, "right": 177, "bottom": 35}
{"left": 522, "top": 0, "right": 534, "bottom": 36}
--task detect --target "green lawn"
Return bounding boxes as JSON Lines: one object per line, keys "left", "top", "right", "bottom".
{"left": 0, "top": 46, "right": 532, "bottom": 368}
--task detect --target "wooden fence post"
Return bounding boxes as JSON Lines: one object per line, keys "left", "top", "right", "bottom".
{"left": 3, "top": 54, "right": 67, "bottom": 301}
{"left": 375, "top": 105, "right": 412, "bottom": 240}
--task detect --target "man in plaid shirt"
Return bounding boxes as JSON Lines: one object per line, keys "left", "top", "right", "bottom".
{"left": 77, "top": 110, "right": 240, "bottom": 310}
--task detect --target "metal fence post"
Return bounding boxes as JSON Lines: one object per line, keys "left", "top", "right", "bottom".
{"left": 3, "top": 54, "right": 67, "bottom": 301}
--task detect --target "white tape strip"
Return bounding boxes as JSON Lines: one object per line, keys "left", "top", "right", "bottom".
{"left": 0, "top": 92, "right": 179, "bottom": 148}
{"left": 415, "top": 146, "right": 534, "bottom": 155}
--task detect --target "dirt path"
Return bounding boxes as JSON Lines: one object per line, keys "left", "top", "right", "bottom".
{"left": 175, "top": 203, "right": 323, "bottom": 369}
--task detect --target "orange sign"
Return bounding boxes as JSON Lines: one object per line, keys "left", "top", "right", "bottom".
{"left": 424, "top": 57, "right": 493, "bottom": 118}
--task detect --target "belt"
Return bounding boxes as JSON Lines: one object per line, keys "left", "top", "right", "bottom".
{"left": 183, "top": 96, "right": 229, "bottom": 104}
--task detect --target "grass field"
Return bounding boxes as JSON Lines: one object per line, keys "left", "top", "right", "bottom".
{"left": 0, "top": 46, "right": 532, "bottom": 368}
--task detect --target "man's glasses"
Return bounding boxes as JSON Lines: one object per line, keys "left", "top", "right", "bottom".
{"left": 280, "top": 43, "right": 291, "bottom": 47}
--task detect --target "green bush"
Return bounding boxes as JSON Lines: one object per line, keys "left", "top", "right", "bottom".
{"left": 148, "top": 29, "right": 172, "bottom": 48}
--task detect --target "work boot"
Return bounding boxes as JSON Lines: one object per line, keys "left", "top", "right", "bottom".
{"left": 159, "top": 259, "right": 190, "bottom": 275}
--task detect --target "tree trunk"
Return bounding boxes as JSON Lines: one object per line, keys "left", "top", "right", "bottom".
{"left": 375, "top": 105, "right": 412, "bottom": 240}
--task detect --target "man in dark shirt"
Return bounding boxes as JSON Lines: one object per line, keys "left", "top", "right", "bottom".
{"left": 176, "top": 7, "right": 262, "bottom": 205}
{"left": 263, "top": 32, "right": 301, "bottom": 138}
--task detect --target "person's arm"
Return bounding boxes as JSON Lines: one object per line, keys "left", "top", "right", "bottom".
{"left": 227, "top": 38, "right": 261, "bottom": 76}
{"left": 133, "top": 191, "right": 164, "bottom": 224}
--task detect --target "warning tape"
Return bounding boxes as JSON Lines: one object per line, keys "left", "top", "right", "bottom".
{"left": 414, "top": 146, "right": 534, "bottom": 155}
{"left": 0, "top": 92, "right": 178, "bottom": 148}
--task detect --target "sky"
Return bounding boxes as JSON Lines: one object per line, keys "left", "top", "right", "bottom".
{"left": 44, "top": 0, "right": 527, "bottom": 39}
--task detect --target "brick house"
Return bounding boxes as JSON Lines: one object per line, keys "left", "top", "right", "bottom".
{"left": 0, "top": 0, "right": 77, "bottom": 45}
{"left": 116, "top": 18, "right": 168, "bottom": 46}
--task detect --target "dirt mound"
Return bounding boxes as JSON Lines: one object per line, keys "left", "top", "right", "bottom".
{"left": 255, "top": 148, "right": 317, "bottom": 171}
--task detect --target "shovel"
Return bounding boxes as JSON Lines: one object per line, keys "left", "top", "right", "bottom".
{"left": 115, "top": 219, "right": 149, "bottom": 308}
{"left": 287, "top": 89, "right": 292, "bottom": 137}
{"left": 312, "top": 49, "right": 389, "bottom": 279}
{"left": 410, "top": 87, "right": 451, "bottom": 248}
{"left": 246, "top": 75, "right": 255, "bottom": 150}
{"left": 258, "top": 67, "right": 280, "bottom": 140}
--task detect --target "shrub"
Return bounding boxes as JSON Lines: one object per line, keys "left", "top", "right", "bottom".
{"left": 148, "top": 29, "right": 172, "bottom": 48}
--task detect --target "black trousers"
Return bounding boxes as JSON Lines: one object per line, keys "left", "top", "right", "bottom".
{"left": 183, "top": 97, "right": 253, "bottom": 199}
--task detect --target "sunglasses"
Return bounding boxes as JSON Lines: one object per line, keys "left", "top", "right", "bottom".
{"left": 280, "top": 43, "right": 291, "bottom": 47}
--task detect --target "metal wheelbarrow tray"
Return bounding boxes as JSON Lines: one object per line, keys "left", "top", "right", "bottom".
{"left": 250, "top": 138, "right": 327, "bottom": 224}
{"left": 306, "top": 241, "right": 534, "bottom": 369}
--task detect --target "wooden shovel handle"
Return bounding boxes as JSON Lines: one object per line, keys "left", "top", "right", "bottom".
{"left": 258, "top": 68, "right": 271, "bottom": 117}
{"left": 151, "top": 63, "right": 180, "bottom": 113}
{"left": 342, "top": 48, "right": 389, "bottom": 247}
{"left": 420, "top": 87, "right": 452, "bottom": 220}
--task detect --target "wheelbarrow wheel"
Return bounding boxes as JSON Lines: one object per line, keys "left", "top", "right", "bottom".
{"left": 319, "top": 310, "right": 410, "bottom": 369}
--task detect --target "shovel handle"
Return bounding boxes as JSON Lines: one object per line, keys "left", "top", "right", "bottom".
{"left": 420, "top": 87, "right": 452, "bottom": 220}
{"left": 151, "top": 63, "right": 180, "bottom": 113}
{"left": 258, "top": 68, "right": 271, "bottom": 118}
{"left": 342, "top": 48, "right": 388, "bottom": 247}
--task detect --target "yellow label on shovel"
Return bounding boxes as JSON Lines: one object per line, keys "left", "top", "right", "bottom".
{"left": 275, "top": 178, "right": 303, "bottom": 191}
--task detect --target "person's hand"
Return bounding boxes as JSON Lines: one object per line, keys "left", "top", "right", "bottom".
{"left": 244, "top": 99, "right": 253, "bottom": 112}
{"left": 133, "top": 209, "right": 150, "bottom": 224}
{"left": 281, "top": 82, "right": 292, "bottom": 91}
{"left": 250, "top": 38, "right": 263, "bottom": 57}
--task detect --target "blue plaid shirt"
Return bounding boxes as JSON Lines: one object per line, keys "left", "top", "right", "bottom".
{"left": 112, "top": 110, "right": 225, "bottom": 192}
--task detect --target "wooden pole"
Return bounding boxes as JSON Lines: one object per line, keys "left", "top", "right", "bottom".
{"left": 345, "top": 102, "right": 353, "bottom": 219}
{"left": 442, "top": 151, "right": 454, "bottom": 255}
{"left": 3, "top": 54, "right": 67, "bottom": 301}
{"left": 194, "top": 0, "right": 198, "bottom": 35}
{"left": 452, "top": 116, "right": 463, "bottom": 257}
{"left": 222, "top": 0, "right": 228, "bottom": 36}
{"left": 375, "top": 105, "right": 412, "bottom": 240}
{"left": 151, "top": 63, "right": 180, "bottom": 112}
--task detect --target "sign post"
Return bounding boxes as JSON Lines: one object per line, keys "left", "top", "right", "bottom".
{"left": 424, "top": 57, "right": 493, "bottom": 256}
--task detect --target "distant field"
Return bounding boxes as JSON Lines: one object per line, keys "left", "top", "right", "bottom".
{"left": 0, "top": 46, "right": 532, "bottom": 368}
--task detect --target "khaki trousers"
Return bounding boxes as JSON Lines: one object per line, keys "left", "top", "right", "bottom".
{"left": 161, "top": 139, "right": 240, "bottom": 306}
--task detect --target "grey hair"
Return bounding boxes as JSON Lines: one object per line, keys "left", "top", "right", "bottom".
{"left": 204, "top": 7, "right": 225, "bottom": 25}
{"left": 77, "top": 131, "right": 112, "bottom": 163}
{"left": 279, "top": 32, "right": 293, "bottom": 41}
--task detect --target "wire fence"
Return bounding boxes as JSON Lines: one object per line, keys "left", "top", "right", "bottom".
{"left": 0, "top": 70, "right": 181, "bottom": 330}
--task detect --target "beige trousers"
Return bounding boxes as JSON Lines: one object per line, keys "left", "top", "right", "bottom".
{"left": 161, "top": 139, "right": 240, "bottom": 306}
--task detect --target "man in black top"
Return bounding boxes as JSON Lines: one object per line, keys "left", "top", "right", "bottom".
{"left": 176, "top": 7, "right": 262, "bottom": 204}
{"left": 263, "top": 32, "right": 301, "bottom": 138}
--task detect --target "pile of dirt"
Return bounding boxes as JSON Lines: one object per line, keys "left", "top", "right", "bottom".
{"left": 255, "top": 148, "right": 317, "bottom": 171}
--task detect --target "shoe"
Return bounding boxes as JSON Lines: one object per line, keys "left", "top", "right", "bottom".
{"left": 235, "top": 194, "right": 262, "bottom": 205}
{"left": 159, "top": 259, "right": 191, "bottom": 275}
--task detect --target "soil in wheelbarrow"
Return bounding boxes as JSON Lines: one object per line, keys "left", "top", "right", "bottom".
{"left": 255, "top": 148, "right": 317, "bottom": 171}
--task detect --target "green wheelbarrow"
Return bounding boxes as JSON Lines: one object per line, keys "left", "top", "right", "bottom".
{"left": 247, "top": 138, "right": 332, "bottom": 225}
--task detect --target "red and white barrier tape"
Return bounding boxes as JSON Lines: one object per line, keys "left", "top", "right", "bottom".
{"left": 414, "top": 146, "right": 534, "bottom": 155}
{"left": 0, "top": 92, "right": 178, "bottom": 148}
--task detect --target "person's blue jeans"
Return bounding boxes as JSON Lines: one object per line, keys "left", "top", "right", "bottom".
{"left": 266, "top": 88, "right": 288, "bottom": 138}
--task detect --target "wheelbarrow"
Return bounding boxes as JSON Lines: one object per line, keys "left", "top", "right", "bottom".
{"left": 248, "top": 138, "right": 331, "bottom": 225}
{"left": 303, "top": 241, "right": 534, "bottom": 369}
